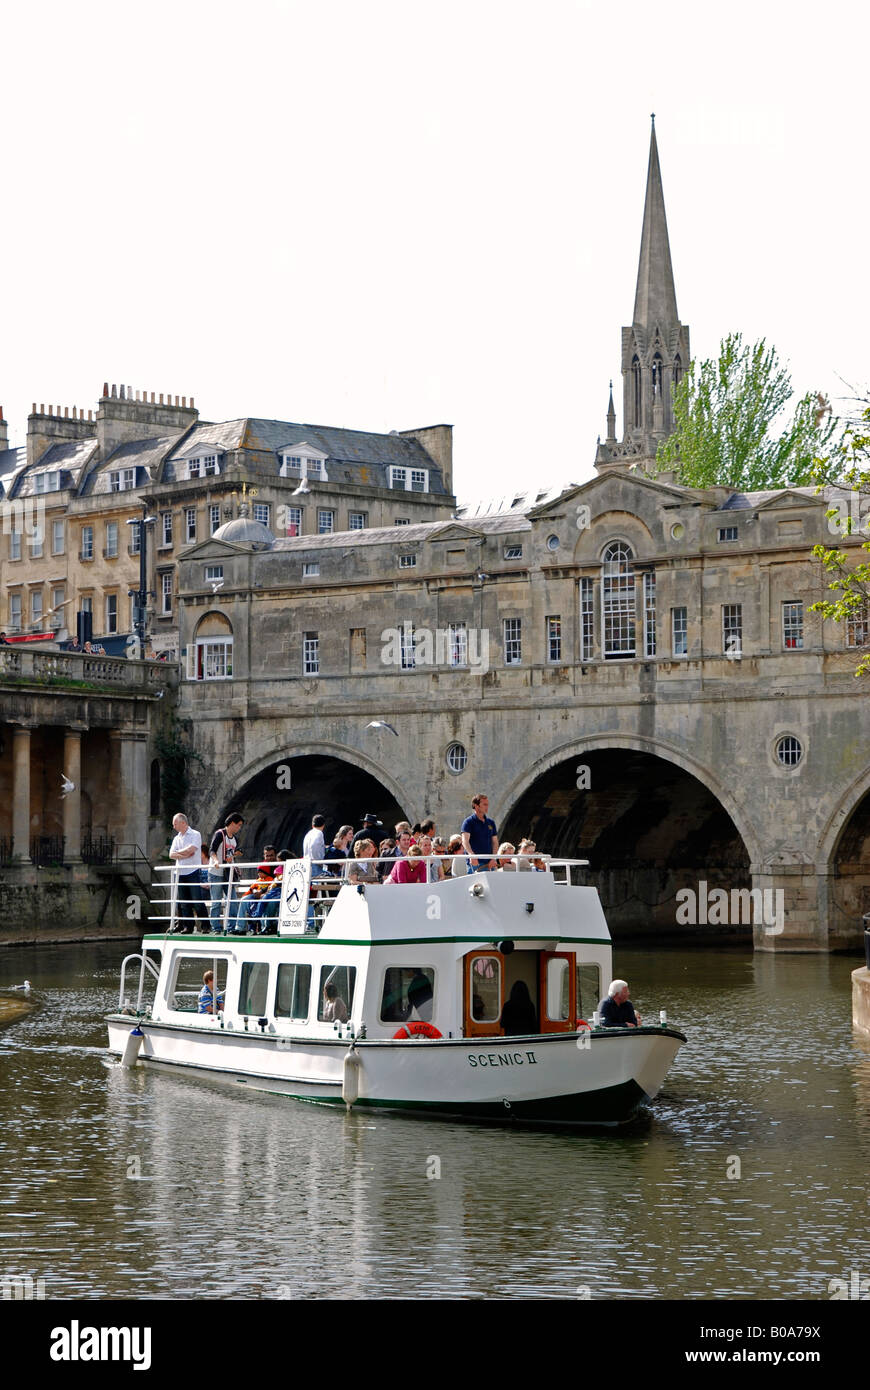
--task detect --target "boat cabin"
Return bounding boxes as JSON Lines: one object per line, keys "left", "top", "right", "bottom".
{"left": 125, "top": 860, "right": 613, "bottom": 1042}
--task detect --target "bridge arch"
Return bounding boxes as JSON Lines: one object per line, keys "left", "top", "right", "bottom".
{"left": 816, "top": 766, "right": 870, "bottom": 946}
{"left": 206, "top": 741, "right": 412, "bottom": 859}
{"left": 501, "top": 734, "right": 761, "bottom": 942}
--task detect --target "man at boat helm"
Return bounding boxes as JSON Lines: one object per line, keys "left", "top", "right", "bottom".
{"left": 599, "top": 980, "right": 642, "bottom": 1028}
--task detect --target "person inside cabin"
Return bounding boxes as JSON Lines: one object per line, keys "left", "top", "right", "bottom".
{"left": 500, "top": 980, "right": 538, "bottom": 1036}
{"left": 322, "top": 981, "right": 348, "bottom": 1023}
{"left": 0, "top": 632, "right": 8, "bottom": 645}
{"left": 599, "top": 980, "right": 642, "bottom": 1027}
{"left": 198, "top": 970, "right": 224, "bottom": 1014}
{"left": 406, "top": 971, "right": 434, "bottom": 1022}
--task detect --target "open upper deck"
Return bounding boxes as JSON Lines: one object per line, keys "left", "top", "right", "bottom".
{"left": 149, "top": 856, "right": 610, "bottom": 947}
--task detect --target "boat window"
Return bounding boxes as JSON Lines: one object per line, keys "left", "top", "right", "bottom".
{"left": 576, "top": 963, "right": 601, "bottom": 1020}
{"left": 470, "top": 956, "right": 501, "bottom": 1022}
{"left": 546, "top": 957, "right": 571, "bottom": 1021}
{"left": 380, "top": 967, "right": 435, "bottom": 1023}
{"left": 275, "top": 963, "right": 312, "bottom": 1021}
{"left": 239, "top": 961, "right": 270, "bottom": 1017}
{"left": 171, "top": 955, "right": 228, "bottom": 1013}
{"left": 318, "top": 965, "right": 356, "bottom": 1022}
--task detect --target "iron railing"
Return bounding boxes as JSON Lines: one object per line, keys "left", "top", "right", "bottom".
{"left": 30, "top": 835, "right": 66, "bottom": 867}
{"left": 81, "top": 833, "right": 117, "bottom": 866}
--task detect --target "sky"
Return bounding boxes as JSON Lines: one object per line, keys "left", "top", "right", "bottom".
{"left": 0, "top": 0, "right": 866, "bottom": 504}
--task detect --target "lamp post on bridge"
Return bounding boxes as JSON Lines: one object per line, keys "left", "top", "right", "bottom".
{"left": 126, "top": 509, "right": 156, "bottom": 658}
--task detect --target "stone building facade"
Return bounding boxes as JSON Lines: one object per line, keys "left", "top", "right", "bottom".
{"left": 171, "top": 122, "right": 870, "bottom": 953}
{"left": 0, "top": 392, "right": 455, "bottom": 657}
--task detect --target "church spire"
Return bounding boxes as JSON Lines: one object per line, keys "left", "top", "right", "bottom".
{"left": 632, "top": 113, "right": 679, "bottom": 329}
{"left": 606, "top": 381, "right": 616, "bottom": 442}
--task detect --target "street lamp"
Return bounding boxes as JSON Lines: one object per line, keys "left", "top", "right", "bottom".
{"left": 126, "top": 511, "right": 156, "bottom": 654}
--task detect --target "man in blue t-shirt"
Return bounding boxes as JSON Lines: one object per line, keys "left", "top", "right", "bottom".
{"left": 460, "top": 794, "right": 499, "bottom": 872}
{"left": 599, "top": 979, "right": 642, "bottom": 1027}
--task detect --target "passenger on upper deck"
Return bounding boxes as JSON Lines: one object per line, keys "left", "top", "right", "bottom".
{"left": 495, "top": 842, "right": 517, "bottom": 870}
{"left": 461, "top": 794, "right": 499, "bottom": 872}
{"left": 599, "top": 980, "right": 642, "bottom": 1027}
{"left": 302, "top": 815, "right": 327, "bottom": 863}
{"left": 346, "top": 838, "right": 380, "bottom": 884}
{"left": 384, "top": 845, "right": 427, "bottom": 884}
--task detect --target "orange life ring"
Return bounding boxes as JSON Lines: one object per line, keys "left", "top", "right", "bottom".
{"left": 393, "top": 1021, "right": 443, "bottom": 1040}
{"left": 575, "top": 1019, "right": 590, "bottom": 1030}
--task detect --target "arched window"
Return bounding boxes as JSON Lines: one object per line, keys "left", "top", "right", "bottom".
{"left": 191, "top": 612, "right": 234, "bottom": 681}
{"left": 652, "top": 352, "right": 663, "bottom": 398}
{"left": 673, "top": 354, "right": 682, "bottom": 389}
{"left": 150, "top": 758, "right": 161, "bottom": 817}
{"left": 602, "top": 542, "right": 636, "bottom": 659}
{"left": 632, "top": 355, "right": 641, "bottom": 426}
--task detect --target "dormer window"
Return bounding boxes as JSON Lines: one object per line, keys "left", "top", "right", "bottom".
{"left": 279, "top": 444, "right": 328, "bottom": 481}
{"left": 34, "top": 471, "right": 62, "bottom": 494}
{"left": 186, "top": 454, "right": 220, "bottom": 479}
{"left": 389, "top": 465, "right": 429, "bottom": 493}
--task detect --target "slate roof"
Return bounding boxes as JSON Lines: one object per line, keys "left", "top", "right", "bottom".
{"left": 162, "top": 417, "right": 450, "bottom": 493}
{"left": 269, "top": 513, "right": 529, "bottom": 553}
{"left": 81, "top": 434, "right": 183, "bottom": 496}
{"left": 13, "top": 439, "right": 99, "bottom": 496}
{"left": 719, "top": 487, "right": 826, "bottom": 511}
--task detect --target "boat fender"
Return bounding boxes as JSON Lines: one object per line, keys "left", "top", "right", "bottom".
{"left": 121, "top": 1026, "right": 144, "bottom": 1069}
{"left": 342, "top": 1045, "right": 361, "bottom": 1109}
{"left": 392, "top": 1022, "right": 443, "bottom": 1040}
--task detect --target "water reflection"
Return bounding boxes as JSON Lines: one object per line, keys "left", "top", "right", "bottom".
{"left": 0, "top": 942, "right": 868, "bottom": 1299}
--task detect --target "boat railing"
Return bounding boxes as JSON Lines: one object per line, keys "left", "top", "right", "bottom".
{"left": 118, "top": 951, "right": 161, "bottom": 1011}
{"left": 148, "top": 854, "right": 591, "bottom": 933}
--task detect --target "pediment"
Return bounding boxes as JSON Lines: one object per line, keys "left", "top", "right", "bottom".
{"left": 527, "top": 471, "right": 689, "bottom": 520}
{"left": 431, "top": 522, "right": 486, "bottom": 542}
{"left": 177, "top": 538, "right": 250, "bottom": 560}
{"left": 276, "top": 440, "right": 327, "bottom": 460}
{"left": 751, "top": 489, "right": 825, "bottom": 512}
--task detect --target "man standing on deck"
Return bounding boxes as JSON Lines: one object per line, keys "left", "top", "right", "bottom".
{"left": 460, "top": 794, "right": 499, "bottom": 872}
{"left": 168, "top": 812, "right": 208, "bottom": 932}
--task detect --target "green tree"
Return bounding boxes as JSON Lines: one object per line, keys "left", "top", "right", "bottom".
{"left": 810, "top": 404, "right": 870, "bottom": 675}
{"left": 656, "top": 332, "right": 835, "bottom": 490}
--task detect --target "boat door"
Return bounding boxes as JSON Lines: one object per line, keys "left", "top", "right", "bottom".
{"left": 538, "top": 951, "right": 576, "bottom": 1033}
{"left": 463, "top": 950, "right": 504, "bottom": 1036}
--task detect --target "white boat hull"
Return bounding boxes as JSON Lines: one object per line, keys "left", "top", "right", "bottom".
{"left": 107, "top": 1016, "right": 685, "bottom": 1126}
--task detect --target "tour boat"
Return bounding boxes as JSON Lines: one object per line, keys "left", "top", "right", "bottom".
{"left": 106, "top": 857, "right": 685, "bottom": 1127}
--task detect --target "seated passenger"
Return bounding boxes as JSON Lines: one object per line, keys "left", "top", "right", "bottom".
{"left": 417, "top": 834, "right": 443, "bottom": 882}
{"left": 447, "top": 834, "right": 469, "bottom": 877}
{"left": 322, "top": 982, "right": 348, "bottom": 1023}
{"left": 500, "top": 980, "right": 537, "bottom": 1036}
{"left": 383, "top": 845, "right": 427, "bottom": 884}
{"left": 495, "top": 841, "right": 517, "bottom": 870}
{"left": 346, "top": 838, "right": 380, "bottom": 884}
{"left": 599, "top": 979, "right": 642, "bottom": 1027}
{"left": 514, "top": 838, "right": 536, "bottom": 871}
{"left": 197, "top": 970, "right": 224, "bottom": 1014}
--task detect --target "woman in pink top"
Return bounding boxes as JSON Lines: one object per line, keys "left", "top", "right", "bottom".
{"left": 384, "top": 845, "right": 427, "bottom": 885}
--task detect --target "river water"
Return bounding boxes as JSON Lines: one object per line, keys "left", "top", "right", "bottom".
{"left": 0, "top": 941, "right": 868, "bottom": 1301}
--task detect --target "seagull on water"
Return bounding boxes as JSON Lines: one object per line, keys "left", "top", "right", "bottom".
{"left": 6, "top": 980, "right": 32, "bottom": 993}
{"left": 366, "top": 720, "right": 398, "bottom": 736}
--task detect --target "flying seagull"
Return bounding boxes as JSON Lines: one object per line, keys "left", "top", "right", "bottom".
{"left": 366, "top": 720, "right": 398, "bottom": 736}
{"left": 60, "top": 775, "right": 75, "bottom": 798}
{"left": 292, "top": 480, "right": 311, "bottom": 496}
{"left": 476, "top": 570, "right": 490, "bottom": 582}
{"left": 210, "top": 580, "right": 224, "bottom": 593}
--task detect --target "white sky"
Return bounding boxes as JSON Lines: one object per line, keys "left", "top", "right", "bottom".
{"left": 1, "top": 0, "right": 866, "bottom": 503}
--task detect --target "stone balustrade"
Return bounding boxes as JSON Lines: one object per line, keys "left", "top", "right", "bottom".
{"left": 0, "top": 647, "right": 177, "bottom": 691}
